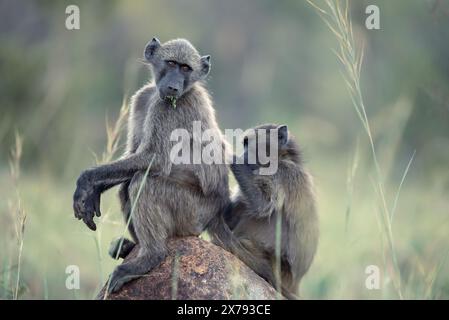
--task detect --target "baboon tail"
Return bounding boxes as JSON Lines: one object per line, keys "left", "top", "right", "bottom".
{"left": 206, "top": 212, "right": 277, "bottom": 291}
{"left": 281, "top": 287, "right": 299, "bottom": 300}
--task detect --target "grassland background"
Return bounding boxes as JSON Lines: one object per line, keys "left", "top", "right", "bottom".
{"left": 1, "top": 0, "right": 449, "bottom": 299}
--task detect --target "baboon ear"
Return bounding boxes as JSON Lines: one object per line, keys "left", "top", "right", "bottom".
{"left": 277, "top": 125, "right": 289, "bottom": 146}
{"left": 200, "top": 55, "right": 211, "bottom": 77}
{"left": 144, "top": 37, "right": 161, "bottom": 61}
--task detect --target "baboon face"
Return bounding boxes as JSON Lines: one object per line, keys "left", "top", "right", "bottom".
{"left": 242, "top": 124, "right": 289, "bottom": 167}
{"left": 144, "top": 38, "right": 211, "bottom": 103}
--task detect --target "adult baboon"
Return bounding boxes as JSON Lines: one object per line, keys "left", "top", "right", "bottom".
{"left": 73, "top": 38, "right": 230, "bottom": 293}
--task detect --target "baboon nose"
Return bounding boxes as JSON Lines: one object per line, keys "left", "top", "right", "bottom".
{"left": 167, "top": 86, "right": 179, "bottom": 94}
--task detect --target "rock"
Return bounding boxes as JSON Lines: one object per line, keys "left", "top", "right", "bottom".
{"left": 97, "top": 236, "right": 280, "bottom": 300}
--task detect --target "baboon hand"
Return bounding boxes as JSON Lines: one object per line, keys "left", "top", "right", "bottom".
{"left": 73, "top": 170, "right": 102, "bottom": 231}
{"left": 231, "top": 156, "right": 259, "bottom": 173}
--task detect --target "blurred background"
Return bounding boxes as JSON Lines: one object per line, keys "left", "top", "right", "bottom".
{"left": 1, "top": 0, "right": 448, "bottom": 299}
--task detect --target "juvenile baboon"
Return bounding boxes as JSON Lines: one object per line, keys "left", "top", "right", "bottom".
{"left": 222, "top": 124, "right": 319, "bottom": 299}
{"left": 73, "top": 38, "right": 230, "bottom": 292}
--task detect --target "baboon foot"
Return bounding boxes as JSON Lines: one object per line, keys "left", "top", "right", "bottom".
{"left": 107, "top": 250, "right": 166, "bottom": 293}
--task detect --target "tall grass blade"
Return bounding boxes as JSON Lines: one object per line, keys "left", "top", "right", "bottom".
{"left": 307, "top": 0, "right": 405, "bottom": 299}
{"left": 274, "top": 212, "right": 282, "bottom": 299}
{"left": 390, "top": 150, "right": 416, "bottom": 223}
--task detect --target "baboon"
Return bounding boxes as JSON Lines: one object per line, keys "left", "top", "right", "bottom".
{"left": 222, "top": 124, "right": 319, "bottom": 299}
{"left": 73, "top": 38, "right": 230, "bottom": 293}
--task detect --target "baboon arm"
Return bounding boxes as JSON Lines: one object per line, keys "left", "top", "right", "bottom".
{"left": 81, "top": 152, "right": 158, "bottom": 187}
{"left": 230, "top": 164, "right": 276, "bottom": 218}
{"left": 96, "top": 180, "right": 125, "bottom": 194}
{"left": 73, "top": 152, "right": 159, "bottom": 230}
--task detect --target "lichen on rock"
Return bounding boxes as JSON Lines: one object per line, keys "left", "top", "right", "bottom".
{"left": 97, "top": 236, "right": 280, "bottom": 300}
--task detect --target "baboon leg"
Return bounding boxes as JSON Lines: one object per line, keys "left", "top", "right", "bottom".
{"left": 279, "top": 262, "right": 300, "bottom": 300}
{"left": 107, "top": 172, "right": 172, "bottom": 293}
{"left": 108, "top": 237, "right": 136, "bottom": 260}
{"left": 107, "top": 181, "right": 138, "bottom": 261}
{"left": 107, "top": 181, "right": 139, "bottom": 261}
{"left": 233, "top": 239, "right": 277, "bottom": 288}
{"left": 118, "top": 181, "right": 138, "bottom": 242}
{"left": 253, "top": 259, "right": 276, "bottom": 289}
{"left": 108, "top": 247, "right": 167, "bottom": 293}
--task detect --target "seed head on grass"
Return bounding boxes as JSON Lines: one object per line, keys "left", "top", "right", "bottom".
{"left": 99, "top": 96, "right": 130, "bottom": 165}
{"left": 306, "top": 0, "right": 415, "bottom": 299}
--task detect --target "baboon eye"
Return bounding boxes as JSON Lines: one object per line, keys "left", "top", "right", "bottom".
{"left": 166, "top": 60, "right": 176, "bottom": 67}
{"left": 181, "top": 64, "right": 192, "bottom": 72}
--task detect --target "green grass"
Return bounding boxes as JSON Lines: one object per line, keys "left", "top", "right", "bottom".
{"left": 1, "top": 120, "right": 448, "bottom": 299}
